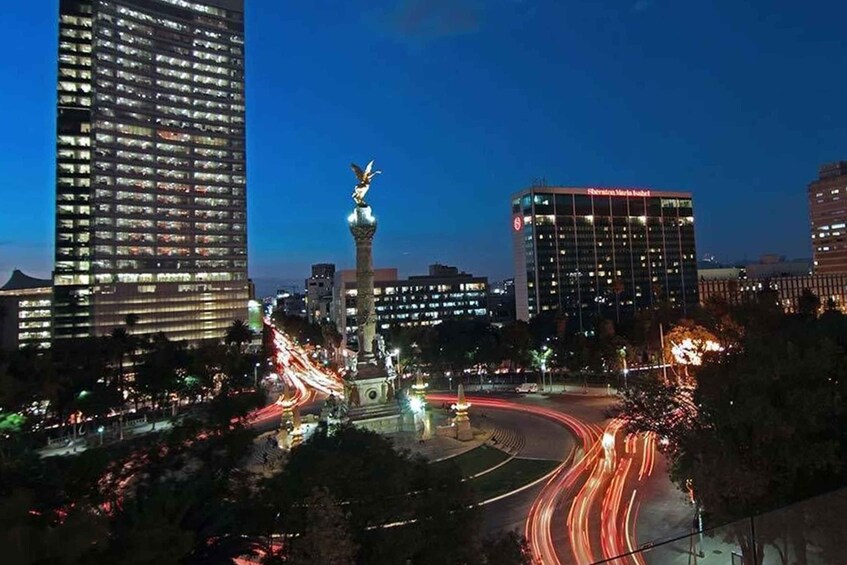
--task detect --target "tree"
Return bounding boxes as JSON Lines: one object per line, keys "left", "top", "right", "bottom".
{"left": 796, "top": 288, "right": 820, "bottom": 319}
{"left": 285, "top": 487, "right": 356, "bottom": 565}
{"left": 135, "top": 333, "right": 185, "bottom": 425}
{"left": 480, "top": 530, "right": 533, "bottom": 565}
{"left": 321, "top": 322, "right": 343, "bottom": 365}
{"left": 661, "top": 321, "right": 722, "bottom": 384}
{"left": 271, "top": 312, "right": 322, "bottom": 346}
{"left": 225, "top": 319, "right": 253, "bottom": 350}
{"left": 612, "top": 277, "right": 625, "bottom": 325}
{"left": 258, "top": 425, "right": 481, "bottom": 564}
{"left": 500, "top": 321, "right": 531, "bottom": 370}
{"left": 618, "top": 307, "right": 847, "bottom": 565}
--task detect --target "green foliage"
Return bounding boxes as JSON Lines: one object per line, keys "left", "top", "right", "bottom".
{"left": 225, "top": 319, "right": 253, "bottom": 348}
{"left": 617, "top": 303, "right": 847, "bottom": 563}
{"left": 480, "top": 530, "right": 533, "bottom": 565}
{"left": 0, "top": 412, "right": 26, "bottom": 434}
{"left": 255, "top": 425, "right": 529, "bottom": 565}
{"left": 271, "top": 312, "right": 322, "bottom": 345}
{"left": 285, "top": 487, "right": 357, "bottom": 565}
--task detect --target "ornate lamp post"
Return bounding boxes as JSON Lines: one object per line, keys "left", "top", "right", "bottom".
{"left": 276, "top": 381, "right": 297, "bottom": 450}
{"left": 451, "top": 383, "right": 473, "bottom": 441}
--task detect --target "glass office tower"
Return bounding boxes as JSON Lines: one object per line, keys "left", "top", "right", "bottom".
{"left": 54, "top": 0, "right": 248, "bottom": 342}
{"left": 511, "top": 187, "right": 697, "bottom": 330}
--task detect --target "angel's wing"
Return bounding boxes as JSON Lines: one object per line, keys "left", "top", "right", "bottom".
{"left": 351, "top": 163, "right": 364, "bottom": 181}
{"left": 364, "top": 160, "right": 374, "bottom": 176}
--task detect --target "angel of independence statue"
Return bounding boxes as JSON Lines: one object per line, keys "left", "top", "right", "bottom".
{"left": 351, "top": 160, "right": 381, "bottom": 207}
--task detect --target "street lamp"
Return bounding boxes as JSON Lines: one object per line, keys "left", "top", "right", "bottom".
{"left": 254, "top": 362, "right": 261, "bottom": 387}
{"left": 97, "top": 425, "right": 105, "bottom": 446}
{"left": 618, "top": 346, "right": 628, "bottom": 389}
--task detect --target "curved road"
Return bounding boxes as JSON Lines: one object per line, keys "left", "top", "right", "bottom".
{"left": 431, "top": 393, "right": 680, "bottom": 565}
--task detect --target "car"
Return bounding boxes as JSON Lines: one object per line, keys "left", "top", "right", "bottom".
{"left": 515, "top": 383, "right": 539, "bottom": 393}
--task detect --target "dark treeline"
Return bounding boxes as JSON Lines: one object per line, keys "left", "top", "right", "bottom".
{"left": 0, "top": 318, "right": 263, "bottom": 440}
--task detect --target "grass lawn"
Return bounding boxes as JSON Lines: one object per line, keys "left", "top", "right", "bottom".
{"left": 469, "top": 458, "right": 560, "bottom": 501}
{"left": 432, "top": 445, "right": 510, "bottom": 478}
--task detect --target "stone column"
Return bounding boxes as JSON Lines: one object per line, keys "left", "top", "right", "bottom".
{"left": 348, "top": 206, "right": 377, "bottom": 364}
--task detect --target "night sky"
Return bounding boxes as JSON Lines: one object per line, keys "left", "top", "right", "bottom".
{"left": 2, "top": 0, "right": 847, "bottom": 296}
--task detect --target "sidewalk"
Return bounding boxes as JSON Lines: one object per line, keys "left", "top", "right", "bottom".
{"left": 39, "top": 419, "right": 174, "bottom": 458}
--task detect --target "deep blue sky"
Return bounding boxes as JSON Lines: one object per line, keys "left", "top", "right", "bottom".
{"left": 2, "top": 0, "right": 846, "bottom": 296}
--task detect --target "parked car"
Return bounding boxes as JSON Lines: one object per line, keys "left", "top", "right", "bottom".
{"left": 515, "top": 382, "right": 539, "bottom": 393}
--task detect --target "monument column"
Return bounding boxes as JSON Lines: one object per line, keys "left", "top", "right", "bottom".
{"left": 350, "top": 208, "right": 377, "bottom": 363}
{"left": 343, "top": 159, "right": 401, "bottom": 434}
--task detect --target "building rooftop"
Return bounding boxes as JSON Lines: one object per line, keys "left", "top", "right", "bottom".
{"left": 512, "top": 186, "right": 692, "bottom": 199}
{"left": 1, "top": 270, "right": 52, "bottom": 292}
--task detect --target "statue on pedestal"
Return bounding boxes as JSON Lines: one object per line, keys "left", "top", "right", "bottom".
{"left": 351, "top": 160, "right": 381, "bottom": 207}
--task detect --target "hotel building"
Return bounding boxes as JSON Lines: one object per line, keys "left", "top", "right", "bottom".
{"left": 511, "top": 187, "right": 697, "bottom": 329}
{"left": 809, "top": 162, "right": 847, "bottom": 274}
{"left": 53, "top": 0, "right": 248, "bottom": 342}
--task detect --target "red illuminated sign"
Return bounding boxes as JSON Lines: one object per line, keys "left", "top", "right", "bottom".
{"left": 586, "top": 188, "right": 652, "bottom": 197}
{"left": 513, "top": 216, "right": 523, "bottom": 231}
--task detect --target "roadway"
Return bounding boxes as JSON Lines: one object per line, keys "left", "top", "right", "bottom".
{"left": 432, "top": 392, "right": 694, "bottom": 565}
{"left": 257, "top": 321, "right": 695, "bottom": 564}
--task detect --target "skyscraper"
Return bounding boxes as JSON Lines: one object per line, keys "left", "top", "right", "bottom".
{"left": 54, "top": 0, "right": 248, "bottom": 342}
{"left": 809, "top": 162, "right": 847, "bottom": 274}
{"left": 511, "top": 186, "right": 697, "bottom": 330}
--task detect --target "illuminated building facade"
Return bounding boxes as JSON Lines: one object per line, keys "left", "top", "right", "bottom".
{"left": 809, "top": 162, "right": 847, "bottom": 274}
{"left": 699, "top": 273, "right": 847, "bottom": 314}
{"left": 305, "top": 263, "right": 335, "bottom": 324}
{"left": 0, "top": 271, "right": 54, "bottom": 350}
{"left": 333, "top": 265, "right": 489, "bottom": 347}
{"left": 53, "top": 0, "right": 248, "bottom": 342}
{"left": 512, "top": 187, "right": 697, "bottom": 329}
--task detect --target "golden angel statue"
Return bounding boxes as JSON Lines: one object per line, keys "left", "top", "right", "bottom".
{"left": 351, "top": 160, "right": 381, "bottom": 207}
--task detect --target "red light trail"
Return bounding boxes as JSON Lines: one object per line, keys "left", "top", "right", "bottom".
{"left": 428, "top": 394, "right": 658, "bottom": 565}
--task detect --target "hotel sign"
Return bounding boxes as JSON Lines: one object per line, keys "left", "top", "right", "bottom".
{"left": 586, "top": 188, "right": 652, "bottom": 197}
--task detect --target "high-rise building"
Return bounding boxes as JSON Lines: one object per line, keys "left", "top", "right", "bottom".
{"left": 0, "top": 270, "right": 54, "bottom": 350}
{"left": 53, "top": 0, "right": 248, "bottom": 342}
{"left": 511, "top": 187, "right": 697, "bottom": 329}
{"left": 305, "top": 263, "right": 335, "bottom": 324}
{"left": 809, "top": 162, "right": 847, "bottom": 274}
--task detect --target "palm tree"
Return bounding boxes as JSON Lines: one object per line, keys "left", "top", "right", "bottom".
{"left": 612, "top": 278, "right": 625, "bottom": 325}
{"left": 110, "top": 314, "right": 139, "bottom": 440}
{"left": 125, "top": 312, "right": 139, "bottom": 329}
{"left": 224, "top": 319, "right": 252, "bottom": 350}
